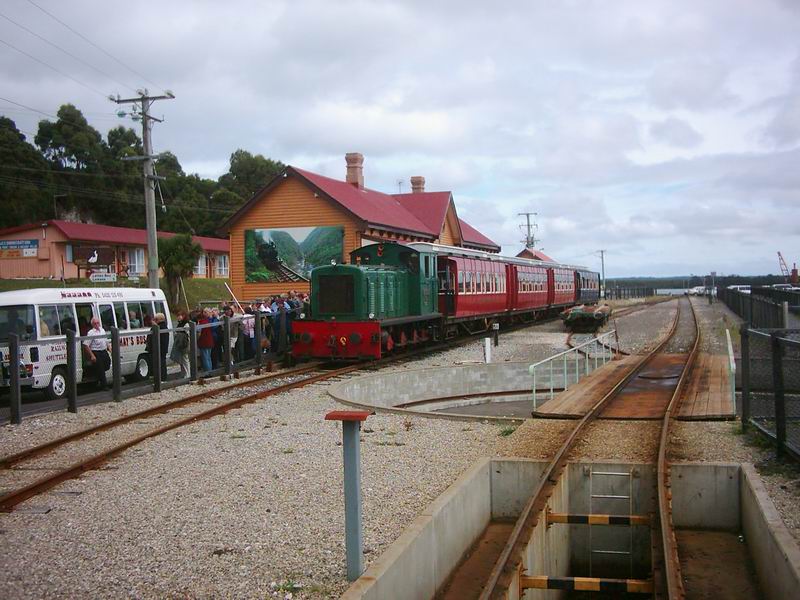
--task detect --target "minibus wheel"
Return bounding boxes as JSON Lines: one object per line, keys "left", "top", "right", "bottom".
{"left": 46, "top": 367, "right": 68, "bottom": 401}
{"left": 127, "top": 354, "right": 150, "bottom": 382}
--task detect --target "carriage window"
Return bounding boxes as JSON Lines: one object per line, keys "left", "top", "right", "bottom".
{"left": 114, "top": 302, "right": 129, "bottom": 330}
{"left": 0, "top": 304, "right": 35, "bottom": 342}
{"left": 99, "top": 304, "right": 115, "bottom": 330}
{"left": 458, "top": 271, "right": 465, "bottom": 294}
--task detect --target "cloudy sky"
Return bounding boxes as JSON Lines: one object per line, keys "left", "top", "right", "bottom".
{"left": 2, "top": 0, "right": 799, "bottom": 277}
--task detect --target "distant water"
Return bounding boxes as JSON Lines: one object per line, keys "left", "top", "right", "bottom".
{"left": 657, "top": 288, "right": 688, "bottom": 295}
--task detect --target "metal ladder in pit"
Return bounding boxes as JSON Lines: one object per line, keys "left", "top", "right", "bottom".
{"left": 588, "top": 467, "right": 635, "bottom": 577}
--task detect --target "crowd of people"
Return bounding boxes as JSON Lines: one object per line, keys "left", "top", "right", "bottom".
{"left": 166, "top": 291, "right": 310, "bottom": 378}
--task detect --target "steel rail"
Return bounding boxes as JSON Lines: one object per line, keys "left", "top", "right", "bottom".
{"left": 0, "top": 364, "right": 364, "bottom": 511}
{"left": 0, "top": 363, "right": 322, "bottom": 469}
{"left": 656, "top": 297, "right": 700, "bottom": 599}
{"left": 478, "top": 298, "right": 684, "bottom": 599}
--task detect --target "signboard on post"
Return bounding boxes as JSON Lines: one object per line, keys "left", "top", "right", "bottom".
{"left": 0, "top": 239, "right": 38, "bottom": 259}
{"left": 89, "top": 272, "right": 117, "bottom": 283}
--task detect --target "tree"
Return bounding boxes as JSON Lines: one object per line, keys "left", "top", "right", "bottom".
{"left": 158, "top": 234, "right": 203, "bottom": 307}
{"left": 0, "top": 117, "right": 54, "bottom": 227}
{"left": 218, "top": 149, "right": 283, "bottom": 200}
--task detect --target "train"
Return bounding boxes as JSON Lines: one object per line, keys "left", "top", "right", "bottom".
{"left": 291, "top": 242, "right": 600, "bottom": 360}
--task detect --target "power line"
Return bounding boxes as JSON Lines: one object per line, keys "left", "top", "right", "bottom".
{"left": 25, "top": 0, "right": 167, "bottom": 93}
{"left": 0, "top": 11, "right": 137, "bottom": 93}
{"left": 0, "top": 37, "right": 107, "bottom": 97}
{"left": 0, "top": 95, "right": 55, "bottom": 118}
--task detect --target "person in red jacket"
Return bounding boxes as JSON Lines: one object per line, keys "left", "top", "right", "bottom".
{"left": 198, "top": 307, "right": 214, "bottom": 372}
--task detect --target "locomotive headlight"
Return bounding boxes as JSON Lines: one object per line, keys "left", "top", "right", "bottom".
{"left": 368, "top": 312, "right": 375, "bottom": 319}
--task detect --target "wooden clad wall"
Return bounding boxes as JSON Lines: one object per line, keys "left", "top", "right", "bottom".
{"left": 439, "top": 203, "right": 462, "bottom": 246}
{"left": 229, "top": 177, "right": 362, "bottom": 300}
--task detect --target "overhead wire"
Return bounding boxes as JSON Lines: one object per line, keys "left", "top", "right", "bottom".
{"left": 0, "top": 37, "right": 108, "bottom": 98}
{"left": 0, "top": 11, "right": 138, "bottom": 93}
{"left": 25, "top": 0, "right": 168, "bottom": 94}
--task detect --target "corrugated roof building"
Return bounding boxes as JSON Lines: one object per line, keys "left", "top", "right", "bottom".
{"left": 0, "top": 220, "right": 229, "bottom": 280}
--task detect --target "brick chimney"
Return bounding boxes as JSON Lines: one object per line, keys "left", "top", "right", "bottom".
{"left": 345, "top": 152, "right": 364, "bottom": 188}
{"left": 410, "top": 176, "right": 425, "bottom": 194}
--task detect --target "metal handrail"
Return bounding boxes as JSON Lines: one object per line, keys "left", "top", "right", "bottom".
{"left": 529, "top": 330, "right": 617, "bottom": 410}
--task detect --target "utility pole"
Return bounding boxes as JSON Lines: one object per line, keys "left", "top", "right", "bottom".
{"left": 597, "top": 249, "right": 606, "bottom": 298}
{"left": 518, "top": 212, "right": 539, "bottom": 248}
{"left": 111, "top": 89, "right": 175, "bottom": 289}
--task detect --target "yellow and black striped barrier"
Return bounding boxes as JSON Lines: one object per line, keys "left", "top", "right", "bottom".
{"left": 520, "top": 575, "right": 654, "bottom": 594}
{"left": 545, "top": 511, "right": 650, "bottom": 526}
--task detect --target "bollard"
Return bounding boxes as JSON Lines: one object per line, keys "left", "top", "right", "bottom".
{"left": 254, "top": 314, "right": 264, "bottom": 371}
{"left": 66, "top": 329, "right": 78, "bottom": 413}
{"left": 492, "top": 322, "right": 500, "bottom": 347}
{"left": 189, "top": 321, "right": 198, "bottom": 381}
{"left": 150, "top": 324, "right": 162, "bottom": 393}
{"left": 771, "top": 334, "right": 786, "bottom": 458}
{"left": 111, "top": 328, "right": 122, "bottom": 402}
{"left": 484, "top": 337, "right": 492, "bottom": 363}
{"left": 740, "top": 326, "right": 750, "bottom": 431}
{"left": 325, "top": 410, "right": 374, "bottom": 582}
{"left": 223, "top": 315, "right": 232, "bottom": 378}
{"left": 8, "top": 333, "right": 22, "bottom": 425}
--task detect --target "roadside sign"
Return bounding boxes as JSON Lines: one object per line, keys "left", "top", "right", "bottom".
{"left": 74, "top": 246, "right": 114, "bottom": 267}
{"left": 89, "top": 272, "right": 117, "bottom": 283}
{"left": 0, "top": 239, "right": 38, "bottom": 259}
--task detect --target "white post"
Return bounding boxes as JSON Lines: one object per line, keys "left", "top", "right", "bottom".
{"left": 484, "top": 337, "right": 492, "bottom": 363}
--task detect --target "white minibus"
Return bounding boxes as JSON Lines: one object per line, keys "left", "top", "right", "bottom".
{"left": 0, "top": 288, "right": 171, "bottom": 400}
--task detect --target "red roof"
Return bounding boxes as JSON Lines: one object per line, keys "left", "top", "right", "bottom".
{"left": 459, "top": 219, "right": 500, "bottom": 250}
{"left": 391, "top": 191, "right": 453, "bottom": 234}
{"left": 0, "top": 220, "right": 228, "bottom": 253}
{"left": 516, "top": 247, "right": 554, "bottom": 262}
{"left": 222, "top": 165, "right": 500, "bottom": 251}
{"left": 292, "top": 168, "right": 436, "bottom": 237}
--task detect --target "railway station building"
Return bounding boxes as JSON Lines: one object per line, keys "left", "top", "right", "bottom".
{"left": 222, "top": 152, "right": 500, "bottom": 299}
{"left": 0, "top": 220, "right": 230, "bottom": 281}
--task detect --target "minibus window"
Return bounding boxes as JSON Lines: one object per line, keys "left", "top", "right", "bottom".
{"left": 141, "top": 302, "right": 155, "bottom": 327}
{"left": 75, "top": 303, "right": 95, "bottom": 335}
{"left": 154, "top": 301, "right": 166, "bottom": 319}
{"left": 38, "top": 305, "right": 76, "bottom": 337}
{"left": 0, "top": 305, "right": 35, "bottom": 342}
{"left": 126, "top": 302, "right": 143, "bottom": 328}
{"left": 99, "top": 304, "right": 115, "bottom": 330}
{"left": 114, "top": 302, "right": 129, "bottom": 330}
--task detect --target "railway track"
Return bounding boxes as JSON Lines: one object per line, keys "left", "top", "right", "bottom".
{"left": 0, "top": 312, "right": 562, "bottom": 512}
{"left": 459, "top": 296, "right": 698, "bottom": 600}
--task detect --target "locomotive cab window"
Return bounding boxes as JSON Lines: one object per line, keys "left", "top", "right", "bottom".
{"left": 319, "top": 274, "right": 355, "bottom": 314}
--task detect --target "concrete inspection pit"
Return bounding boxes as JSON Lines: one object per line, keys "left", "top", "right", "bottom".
{"left": 342, "top": 459, "right": 800, "bottom": 600}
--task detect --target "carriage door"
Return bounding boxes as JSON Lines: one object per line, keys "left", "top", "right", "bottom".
{"left": 437, "top": 257, "right": 455, "bottom": 315}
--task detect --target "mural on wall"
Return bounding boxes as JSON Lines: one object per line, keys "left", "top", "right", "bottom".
{"left": 244, "top": 226, "right": 344, "bottom": 283}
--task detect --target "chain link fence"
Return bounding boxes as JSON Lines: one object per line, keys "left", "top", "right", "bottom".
{"left": 741, "top": 327, "right": 800, "bottom": 460}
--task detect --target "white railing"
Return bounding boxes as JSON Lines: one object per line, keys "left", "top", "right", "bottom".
{"left": 529, "top": 330, "right": 617, "bottom": 410}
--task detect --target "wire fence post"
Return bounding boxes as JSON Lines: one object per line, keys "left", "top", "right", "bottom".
{"left": 740, "top": 326, "right": 750, "bottom": 432}
{"left": 223, "top": 316, "right": 233, "bottom": 378}
{"left": 150, "top": 324, "right": 162, "bottom": 393}
{"left": 770, "top": 333, "right": 786, "bottom": 458}
{"left": 66, "top": 329, "right": 78, "bottom": 413}
{"left": 111, "top": 327, "right": 122, "bottom": 402}
{"left": 8, "top": 333, "right": 22, "bottom": 425}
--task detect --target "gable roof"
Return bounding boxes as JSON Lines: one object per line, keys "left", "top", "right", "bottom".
{"left": 0, "top": 220, "right": 229, "bottom": 253}
{"left": 516, "top": 247, "right": 554, "bottom": 262}
{"left": 459, "top": 219, "right": 500, "bottom": 251}
{"left": 221, "top": 165, "right": 500, "bottom": 250}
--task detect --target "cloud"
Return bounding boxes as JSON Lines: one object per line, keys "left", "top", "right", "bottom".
{"left": 649, "top": 117, "right": 703, "bottom": 148}
{"left": 647, "top": 60, "right": 738, "bottom": 111}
